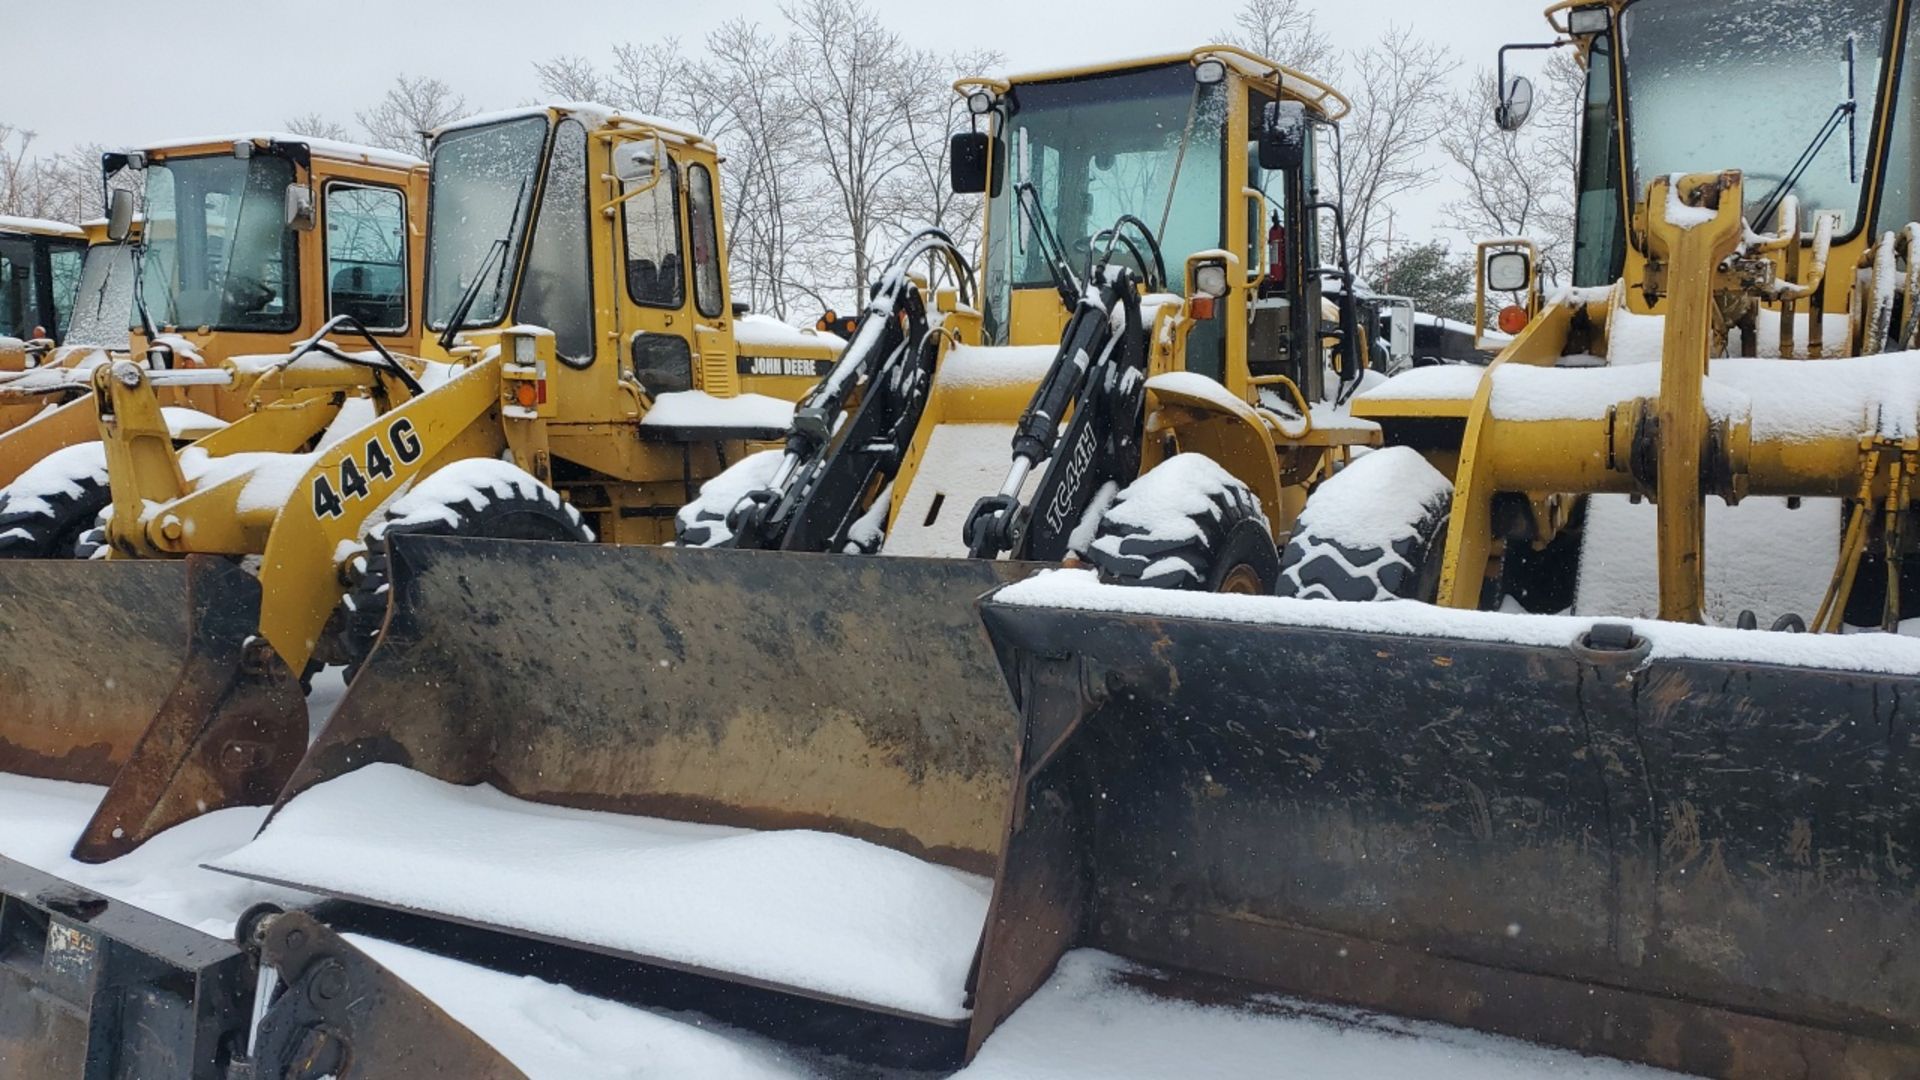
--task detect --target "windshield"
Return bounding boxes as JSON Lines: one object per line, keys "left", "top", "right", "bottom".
{"left": 1620, "top": 0, "right": 1893, "bottom": 234}
{"left": 426, "top": 116, "right": 548, "bottom": 331}
{"left": 138, "top": 153, "right": 300, "bottom": 332}
{"left": 981, "top": 63, "right": 1225, "bottom": 341}
{"left": 64, "top": 242, "right": 134, "bottom": 348}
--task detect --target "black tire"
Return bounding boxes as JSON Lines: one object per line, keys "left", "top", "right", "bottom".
{"left": 1088, "top": 463, "right": 1281, "bottom": 594}
{"left": 1277, "top": 450, "right": 1452, "bottom": 603}
{"left": 0, "top": 474, "right": 112, "bottom": 559}
{"left": 327, "top": 465, "right": 592, "bottom": 673}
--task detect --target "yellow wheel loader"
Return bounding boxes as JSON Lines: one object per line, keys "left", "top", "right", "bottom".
{"left": 0, "top": 103, "right": 842, "bottom": 866}
{"left": 680, "top": 48, "right": 1381, "bottom": 595}
{"left": 984, "top": 1, "right": 1920, "bottom": 1077}
{"left": 0, "top": 134, "right": 428, "bottom": 552}
{"left": 0, "top": 213, "right": 88, "bottom": 351}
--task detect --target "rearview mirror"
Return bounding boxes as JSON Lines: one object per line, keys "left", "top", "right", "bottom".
{"left": 107, "top": 188, "right": 135, "bottom": 243}
{"left": 284, "top": 184, "right": 315, "bottom": 231}
{"left": 1495, "top": 75, "right": 1535, "bottom": 132}
{"left": 1486, "top": 249, "right": 1533, "bottom": 292}
{"left": 612, "top": 140, "right": 661, "bottom": 187}
{"left": 1259, "top": 101, "right": 1307, "bottom": 172}
{"left": 950, "top": 131, "right": 1004, "bottom": 196}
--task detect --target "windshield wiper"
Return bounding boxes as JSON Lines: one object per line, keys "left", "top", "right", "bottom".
{"left": 1015, "top": 181, "right": 1082, "bottom": 308}
{"left": 1753, "top": 35, "right": 1858, "bottom": 228}
{"left": 436, "top": 176, "right": 530, "bottom": 352}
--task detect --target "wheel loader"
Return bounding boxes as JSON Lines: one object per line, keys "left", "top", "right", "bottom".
{"left": 678, "top": 47, "right": 1381, "bottom": 596}
{"left": 0, "top": 133, "right": 429, "bottom": 543}
{"left": 0, "top": 213, "right": 88, "bottom": 350}
{"left": 0, "top": 102, "right": 843, "bottom": 866}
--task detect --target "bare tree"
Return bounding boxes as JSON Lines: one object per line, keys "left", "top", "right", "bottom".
{"left": 1328, "top": 27, "right": 1458, "bottom": 278}
{"left": 284, "top": 112, "right": 353, "bottom": 142}
{"left": 357, "top": 75, "right": 468, "bottom": 157}
{"left": 0, "top": 124, "right": 37, "bottom": 215}
{"left": 0, "top": 127, "right": 105, "bottom": 223}
{"left": 530, "top": 55, "right": 610, "bottom": 104}
{"left": 1439, "top": 53, "right": 1584, "bottom": 282}
{"left": 1218, "top": 0, "right": 1336, "bottom": 75}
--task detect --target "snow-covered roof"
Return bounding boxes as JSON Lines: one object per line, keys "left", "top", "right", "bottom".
{"left": 0, "top": 214, "right": 84, "bottom": 238}
{"left": 733, "top": 314, "right": 845, "bottom": 355}
{"left": 432, "top": 102, "right": 710, "bottom": 146}
{"left": 981, "top": 44, "right": 1347, "bottom": 120}
{"left": 129, "top": 133, "right": 424, "bottom": 170}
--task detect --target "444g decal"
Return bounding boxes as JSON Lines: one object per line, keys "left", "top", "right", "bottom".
{"left": 312, "top": 417, "right": 424, "bottom": 520}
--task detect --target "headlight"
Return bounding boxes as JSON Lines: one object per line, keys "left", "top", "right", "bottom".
{"left": 1194, "top": 261, "right": 1229, "bottom": 298}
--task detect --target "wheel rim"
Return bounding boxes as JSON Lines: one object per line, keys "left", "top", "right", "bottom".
{"left": 1218, "top": 563, "right": 1265, "bottom": 595}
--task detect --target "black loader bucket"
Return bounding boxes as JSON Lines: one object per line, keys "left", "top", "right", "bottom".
{"left": 0, "top": 556, "right": 307, "bottom": 863}
{"left": 215, "top": 538, "right": 1036, "bottom": 1068}
{"left": 974, "top": 579, "right": 1920, "bottom": 1080}
{"left": 0, "top": 856, "right": 525, "bottom": 1077}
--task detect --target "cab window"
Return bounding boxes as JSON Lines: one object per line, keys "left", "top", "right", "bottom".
{"left": 687, "top": 164, "right": 725, "bottom": 318}
{"left": 622, "top": 162, "right": 684, "bottom": 309}
{"left": 326, "top": 184, "right": 409, "bottom": 332}
{"left": 520, "top": 119, "right": 595, "bottom": 363}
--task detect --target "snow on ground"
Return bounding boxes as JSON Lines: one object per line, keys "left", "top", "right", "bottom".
{"left": 1576, "top": 494, "right": 1841, "bottom": 625}
{"left": 0, "top": 772, "right": 306, "bottom": 939}
{"left": 997, "top": 568, "right": 1920, "bottom": 674}
{"left": 213, "top": 764, "right": 994, "bottom": 1021}
{"left": 350, "top": 934, "right": 815, "bottom": 1080}
{"left": 641, "top": 389, "right": 797, "bottom": 431}
{"left": 305, "top": 664, "right": 350, "bottom": 739}
{"left": 956, "top": 951, "right": 1692, "bottom": 1080}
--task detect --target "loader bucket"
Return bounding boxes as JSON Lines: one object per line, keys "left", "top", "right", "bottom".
{"left": 0, "top": 857, "right": 528, "bottom": 1077}
{"left": 973, "top": 577, "right": 1920, "bottom": 1079}
{"left": 0, "top": 855, "right": 251, "bottom": 1078}
{"left": 218, "top": 538, "right": 1035, "bottom": 1066}
{"left": 0, "top": 556, "right": 308, "bottom": 862}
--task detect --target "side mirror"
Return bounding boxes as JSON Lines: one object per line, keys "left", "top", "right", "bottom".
{"left": 613, "top": 140, "right": 661, "bottom": 187}
{"left": 1486, "top": 249, "right": 1533, "bottom": 292}
{"left": 949, "top": 131, "right": 1004, "bottom": 196}
{"left": 1495, "top": 75, "right": 1535, "bottom": 132}
{"left": 107, "top": 188, "right": 135, "bottom": 243}
{"left": 1259, "top": 101, "right": 1307, "bottom": 172}
{"left": 284, "top": 184, "right": 316, "bottom": 231}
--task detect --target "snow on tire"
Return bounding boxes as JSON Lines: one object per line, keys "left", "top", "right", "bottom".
{"left": 329, "top": 460, "right": 594, "bottom": 673}
{"left": 0, "top": 442, "right": 112, "bottom": 559}
{"left": 1088, "top": 454, "right": 1280, "bottom": 593}
{"left": 1277, "top": 446, "right": 1452, "bottom": 602}
{"left": 673, "top": 449, "right": 784, "bottom": 548}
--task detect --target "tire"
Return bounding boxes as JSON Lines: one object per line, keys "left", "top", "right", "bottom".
{"left": 1087, "top": 455, "right": 1281, "bottom": 594}
{"left": 674, "top": 450, "right": 785, "bottom": 548}
{"left": 1277, "top": 446, "right": 1452, "bottom": 603}
{"left": 328, "top": 461, "right": 593, "bottom": 673}
{"left": 0, "top": 444, "right": 113, "bottom": 559}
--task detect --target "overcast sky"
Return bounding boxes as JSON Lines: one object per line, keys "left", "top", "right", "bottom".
{"left": 12, "top": 0, "right": 1560, "bottom": 243}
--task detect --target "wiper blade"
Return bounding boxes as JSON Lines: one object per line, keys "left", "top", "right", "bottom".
{"left": 1753, "top": 36, "right": 1857, "bottom": 229}
{"left": 436, "top": 176, "right": 530, "bottom": 352}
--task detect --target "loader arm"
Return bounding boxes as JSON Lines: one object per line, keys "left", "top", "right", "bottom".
{"left": 963, "top": 267, "right": 1152, "bottom": 560}
{"left": 731, "top": 230, "right": 972, "bottom": 552}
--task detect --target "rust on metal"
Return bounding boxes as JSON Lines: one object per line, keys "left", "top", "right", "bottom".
{"left": 0, "top": 561, "right": 194, "bottom": 784}
{"left": 278, "top": 538, "right": 1034, "bottom": 877}
{"left": 70, "top": 556, "right": 307, "bottom": 863}
{"left": 975, "top": 598, "right": 1920, "bottom": 1079}
{"left": 248, "top": 910, "right": 528, "bottom": 1078}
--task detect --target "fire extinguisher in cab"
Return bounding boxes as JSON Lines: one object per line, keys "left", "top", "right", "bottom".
{"left": 1263, "top": 210, "right": 1286, "bottom": 295}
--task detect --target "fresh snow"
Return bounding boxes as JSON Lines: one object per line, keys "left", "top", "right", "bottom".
{"left": 1144, "top": 370, "right": 1252, "bottom": 416}
{"left": 0, "top": 440, "right": 106, "bottom": 514}
{"left": 375, "top": 458, "right": 585, "bottom": 538}
{"left": 881, "top": 423, "right": 1031, "bottom": 557}
{"left": 937, "top": 344, "right": 1057, "bottom": 390}
{"left": 1576, "top": 495, "right": 1840, "bottom": 626}
{"left": 676, "top": 449, "right": 785, "bottom": 544}
{"left": 734, "top": 313, "right": 846, "bottom": 355}
{"left": 1354, "top": 363, "right": 1485, "bottom": 402}
{"left": 0, "top": 772, "right": 309, "bottom": 939}
{"left": 996, "top": 568, "right": 1920, "bottom": 675}
{"left": 213, "top": 764, "right": 995, "bottom": 1021}
{"left": 131, "top": 132, "right": 424, "bottom": 170}
{"left": 955, "top": 951, "right": 1690, "bottom": 1080}
{"left": 348, "top": 935, "right": 814, "bottom": 1080}
{"left": 0, "top": 214, "right": 85, "bottom": 237}
{"left": 1091, "top": 454, "right": 1261, "bottom": 560}
{"left": 1662, "top": 174, "right": 1719, "bottom": 230}
{"left": 641, "top": 389, "right": 796, "bottom": 431}
{"left": 160, "top": 405, "right": 228, "bottom": 437}
{"left": 1294, "top": 446, "right": 1449, "bottom": 548}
